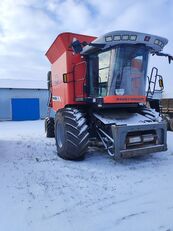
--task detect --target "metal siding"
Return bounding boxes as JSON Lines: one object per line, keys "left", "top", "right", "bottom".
{"left": 38, "top": 90, "right": 49, "bottom": 118}
{"left": 12, "top": 98, "right": 40, "bottom": 121}
{"left": 0, "top": 89, "right": 49, "bottom": 120}
{"left": 0, "top": 89, "right": 12, "bottom": 120}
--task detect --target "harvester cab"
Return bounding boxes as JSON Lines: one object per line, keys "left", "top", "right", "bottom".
{"left": 72, "top": 31, "right": 170, "bottom": 103}
{"left": 45, "top": 30, "right": 172, "bottom": 160}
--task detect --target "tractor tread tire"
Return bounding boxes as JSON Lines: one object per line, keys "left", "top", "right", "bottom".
{"left": 55, "top": 108, "right": 89, "bottom": 160}
{"left": 163, "top": 116, "right": 170, "bottom": 130}
{"left": 169, "top": 118, "right": 173, "bottom": 131}
{"left": 45, "top": 117, "right": 55, "bottom": 138}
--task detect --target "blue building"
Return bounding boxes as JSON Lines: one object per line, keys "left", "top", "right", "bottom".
{"left": 0, "top": 79, "right": 49, "bottom": 121}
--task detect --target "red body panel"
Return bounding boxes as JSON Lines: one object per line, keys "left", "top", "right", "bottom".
{"left": 103, "top": 95, "right": 146, "bottom": 104}
{"left": 46, "top": 32, "right": 96, "bottom": 111}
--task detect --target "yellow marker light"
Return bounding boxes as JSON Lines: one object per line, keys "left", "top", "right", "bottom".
{"left": 63, "top": 73, "right": 68, "bottom": 83}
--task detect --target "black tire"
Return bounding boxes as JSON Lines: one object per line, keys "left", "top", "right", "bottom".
{"left": 163, "top": 116, "right": 170, "bottom": 130}
{"left": 169, "top": 118, "right": 173, "bottom": 131}
{"left": 55, "top": 108, "right": 89, "bottom": 160}
{"left": 45, "top": 117, "right": 55, "bottom": 137}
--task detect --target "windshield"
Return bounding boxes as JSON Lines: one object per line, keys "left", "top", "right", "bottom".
{"left": 89, "top": 44, "right": 149, "bottom": 97}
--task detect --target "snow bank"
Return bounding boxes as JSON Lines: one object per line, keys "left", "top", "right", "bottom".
{"left": 0, "top": 121, "right": 173, "bottom": 231}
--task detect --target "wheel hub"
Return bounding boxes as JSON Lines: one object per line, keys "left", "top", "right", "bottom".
{"left": 57, "top": 123, "right": 65, "bottom": 148}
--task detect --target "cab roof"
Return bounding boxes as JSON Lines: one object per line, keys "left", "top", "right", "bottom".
{"left": 82, "top": 30, "right": 168, "bottom": 54}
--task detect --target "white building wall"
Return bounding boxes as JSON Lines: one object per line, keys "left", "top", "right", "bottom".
{"left": 0, "top": 88, "right": 49, "bottom": 120}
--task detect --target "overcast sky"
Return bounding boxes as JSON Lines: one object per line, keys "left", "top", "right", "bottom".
{"left": 0, "top": 0, "right": 173, "bottom": 95}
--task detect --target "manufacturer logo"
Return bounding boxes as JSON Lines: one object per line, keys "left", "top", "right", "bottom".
{"left": 52, "top": 96, "right": 62, "bottom": 102}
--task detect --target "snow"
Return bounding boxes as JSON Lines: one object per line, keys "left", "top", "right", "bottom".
{"left": 0, "top": 120, "right": 173, "bottom": 231}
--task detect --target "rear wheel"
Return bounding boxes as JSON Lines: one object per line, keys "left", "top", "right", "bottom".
{"left": 55, "top": 108, "right": 89, "bottom": 160}
{"left": 169, "top": 118, "right": 173, "bottom": 131}
{"left": 163, "top": 116, "right": 170, "bottom": 130}
{"left": 45, "top": 117, "right": 55, "bottom": 137}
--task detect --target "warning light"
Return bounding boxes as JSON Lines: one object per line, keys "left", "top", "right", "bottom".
{"left": 144, "top": 36, "right": 151, "bottom": 42}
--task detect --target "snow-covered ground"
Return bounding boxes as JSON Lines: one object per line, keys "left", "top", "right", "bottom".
{"left": 0, "top": 120, "right": 173, "bottom": 231}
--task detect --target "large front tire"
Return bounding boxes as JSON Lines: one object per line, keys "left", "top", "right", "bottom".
{"left": 55, "top": 108, "right": 89, "bottom": 160}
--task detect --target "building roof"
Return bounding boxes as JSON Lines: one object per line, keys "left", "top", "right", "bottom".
{"left": 0, "top": 79, "right": 48, "bottom": 90}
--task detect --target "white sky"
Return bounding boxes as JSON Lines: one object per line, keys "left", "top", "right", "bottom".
{"left": 0, "top": 0, "right": 173, "bottom": 95}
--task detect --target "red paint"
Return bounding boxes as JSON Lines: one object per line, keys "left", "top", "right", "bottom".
{"left": 45, "top": 32, "right": 96, "bottom": 111}
{"left": 104, "top": 95, "right": 146, "bottom": 104}
{"left": 46, "top": 32, "right": 147, "bottom": 111}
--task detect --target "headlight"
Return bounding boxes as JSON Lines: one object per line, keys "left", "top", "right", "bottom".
{"left": 142, "top": 134, "right": 155, "bottom": 142}
{"left": 128, "top": 136, "right": 142, "bottom": 144}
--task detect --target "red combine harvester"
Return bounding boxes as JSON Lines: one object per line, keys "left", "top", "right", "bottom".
{"left": 45, "top": 30, "right": 173, "bottom": 160}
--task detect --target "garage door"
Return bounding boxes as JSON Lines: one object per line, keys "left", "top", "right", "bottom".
{"left": 11, "top": 98, "right": 40, "bottom": 121}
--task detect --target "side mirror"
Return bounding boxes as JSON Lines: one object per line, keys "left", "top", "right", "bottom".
{"left": 71, "top": 40, "right": 83, "bottom": 54}
{"left": 47, "top": 71, "right": 52, "bottom": 90}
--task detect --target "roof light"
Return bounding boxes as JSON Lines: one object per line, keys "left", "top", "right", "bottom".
{"left": 154, "top": 39, "right": 163, "bottom": 47}
{"left": 159, "top": 41, "right": 163, "bottom": 46}
{"left": 129, "top": 35, "right": 137, "bottom": 41}
{"left": 159, "top": 41, "right": 163, "bottom": 47}
{"left": 113, "top": 35, "right": 121, "bottom": 41}
{"left": 154, "top": 39, "right": 160, "bottom": 45}
{"left": 160, "top": 43, "right": 164, "bottom": 48}
{"left": 122, "top": 35, "right": 129, "bottom": 40}
{"left": 105, "top": 36, "right": 113, "bottom": 42}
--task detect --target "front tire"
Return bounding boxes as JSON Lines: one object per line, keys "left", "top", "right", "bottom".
{"left": 45, "top": 117, "right": 55, "bottom": 137}
{"left": 55, "top": 108, "right": 89, "bottom": 160}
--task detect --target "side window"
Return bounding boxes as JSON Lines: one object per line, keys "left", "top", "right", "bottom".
{"left": 98, "top": 51, "right": 111, "bottom": 83}
{"left": 98, "top": 50, "right": 111, "bottom": 96}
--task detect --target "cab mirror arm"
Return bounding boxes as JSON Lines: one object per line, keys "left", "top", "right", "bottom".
{"left": 154, "top": 52, "right": 173, "bottom": 64}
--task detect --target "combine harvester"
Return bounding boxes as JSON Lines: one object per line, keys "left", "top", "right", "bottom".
{"left": 45, "top": 30, "right": 173, "bottom": 160}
